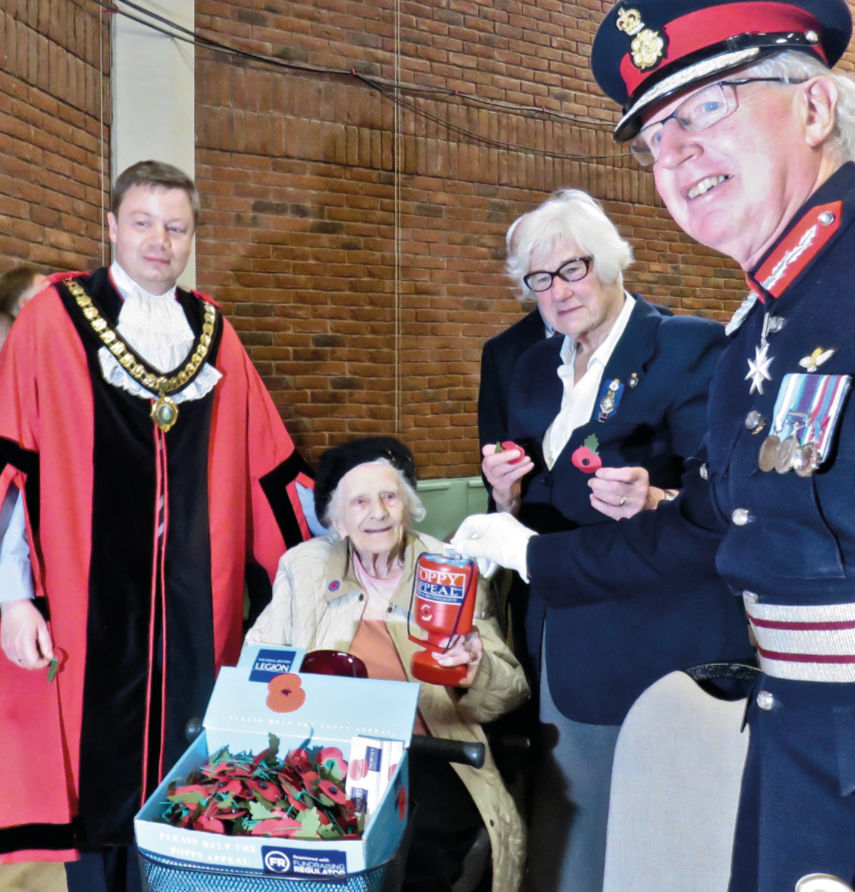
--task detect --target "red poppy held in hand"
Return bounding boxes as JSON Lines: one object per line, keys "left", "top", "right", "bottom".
{"left": 496, "top": 440, "right": 526, "bottom": 464}
{"left": 571, "top": 434, "right": 602, "bottom": 473}
{"left": 266, "top": 673, "right": 307, "bottom": 713}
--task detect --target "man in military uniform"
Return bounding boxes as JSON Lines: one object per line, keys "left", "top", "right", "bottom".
{"left": 452, "top": 1, "right": 855, "bottom": 888}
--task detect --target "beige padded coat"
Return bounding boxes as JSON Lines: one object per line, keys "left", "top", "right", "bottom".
{"left": 246, "top": 530, "right": 529, "bottom": 892}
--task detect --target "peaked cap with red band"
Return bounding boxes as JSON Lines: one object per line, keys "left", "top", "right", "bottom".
{"left": 591, "top": 0, "right": 852, "bottom": 141}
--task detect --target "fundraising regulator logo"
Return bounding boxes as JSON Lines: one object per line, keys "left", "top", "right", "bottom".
{"left": 261, "top": 846, "right": 347, "bottom": 880}
{"left": 262, "top": 848, "right": 291, "bottom": 875}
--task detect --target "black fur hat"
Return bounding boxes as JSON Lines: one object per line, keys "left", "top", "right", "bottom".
{"left": 314, "top": 436, "right": 417, "bottom": 524}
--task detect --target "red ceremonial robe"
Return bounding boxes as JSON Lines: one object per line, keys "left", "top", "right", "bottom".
{"left": 0, "top": 268, "right": 312, "bottom": 862}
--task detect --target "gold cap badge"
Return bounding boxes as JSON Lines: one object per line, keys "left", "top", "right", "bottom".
{"left": 616, "top": 7, "right": 643, "bottom": 35}
{"left": 616, "top": 7, "right": 667, "bottom": 71}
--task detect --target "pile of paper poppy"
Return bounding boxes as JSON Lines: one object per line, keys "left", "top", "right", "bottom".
{"left": 160, "top": 733, "right": 361, "bottom": 839}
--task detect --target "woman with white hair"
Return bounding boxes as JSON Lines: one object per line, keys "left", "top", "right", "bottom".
{"left": 246, "top": 436, "right": 529, "bottom": 892}
{"left": 481, "top": 189, "right": 753, "bottom": 889}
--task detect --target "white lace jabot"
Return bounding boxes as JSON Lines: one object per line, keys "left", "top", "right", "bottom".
{"left": 98, "top": 262, "right": 221, "bottom": 403}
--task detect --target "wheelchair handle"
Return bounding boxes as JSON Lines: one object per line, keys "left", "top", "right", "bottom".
{"left": 409, "top": 734, "right": 485, "bottom": 769}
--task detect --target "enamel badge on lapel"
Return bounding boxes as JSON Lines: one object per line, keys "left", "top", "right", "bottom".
{"left": 799, "top": 347, "right": 835, "bottom": 373}
{"left": 597, "top": 378, "right": 624, "bottom": 422}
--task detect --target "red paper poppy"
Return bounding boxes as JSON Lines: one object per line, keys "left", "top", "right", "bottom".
{"left": 318, "top": 746, "right": 348, "bottom": 780}
{"left": 195, "top": 815, "right": 225, "bottom": 834}
{"left": 318, "top": 779, "right": 347, "bottom": 805}
{"left": 284, "top": 791, "right": 307, "bottom": 812}
{"left": 288, "top": 748, "right": 311, "bottom": 771}
{"left": 249, "top": 817, "right": 301, "bottom": 837}
{"left": 497, "top": 440, "right": 526, "bottom": 463}
{"left": 161, "top": 736, "right": 363, "bottom": 842}
{"left": 571, "top": 434, "right": 602, "bottom": 473}
{"left": 247, "top": 778, "right": 280, "bottom": 802}
{"left": 299, "top": 770, "right": 320, "bottom": 797}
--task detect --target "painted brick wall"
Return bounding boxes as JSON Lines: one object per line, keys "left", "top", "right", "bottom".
{"left": 0, "top": 1, "right": 110, "bottom": 273}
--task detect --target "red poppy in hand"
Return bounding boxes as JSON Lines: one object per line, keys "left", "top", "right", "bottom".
{"left": 496, "top": 440, "right": 526, "bottom": 463}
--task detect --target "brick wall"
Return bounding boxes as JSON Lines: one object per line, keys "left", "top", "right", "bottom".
{"left": 195, "top": 0, "right": 773, "bottom": 475}
{"left": 0, "top": 1, "right": 110, "bottom": 273}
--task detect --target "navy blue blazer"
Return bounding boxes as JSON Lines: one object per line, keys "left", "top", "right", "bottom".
{"left": 478, "top": 307, "right": 547, "bottom": 450}
{"left": 478, "top": 298, "right": 673, "bottom": 452}
{"left": 507, "top": 295, "right": 754, "bottom": 724}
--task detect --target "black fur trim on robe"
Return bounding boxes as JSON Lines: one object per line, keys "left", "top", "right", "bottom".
{"left": 245, "top": 452, "right": 316, "bottom": 627}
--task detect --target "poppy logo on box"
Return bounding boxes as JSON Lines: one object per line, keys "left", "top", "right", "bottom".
{"left": 249, "top": 648, "right": 298, "bottom": 682}
{"left": 263, "top": 848, "right": 291, "bottom": 874}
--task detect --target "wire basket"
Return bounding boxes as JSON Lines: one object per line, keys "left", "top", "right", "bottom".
{"left": 138, "top": 828, "right": 409, "bottom": 892}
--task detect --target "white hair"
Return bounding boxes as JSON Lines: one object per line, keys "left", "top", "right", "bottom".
{"left": 505, "top": 189, "right": 633, "bottom": 300}
{"left": 742, "top": 50, "right": 855, "bottom": 164}
{"left": 324, "top": 457, "right": 425, "bottom": 538}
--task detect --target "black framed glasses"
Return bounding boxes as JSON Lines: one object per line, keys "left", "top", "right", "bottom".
{"left": 523, "top": 256, "right": 592, "bottom": 292}
{"left": 629, "top": 77, "right": 799, "bottom": 167}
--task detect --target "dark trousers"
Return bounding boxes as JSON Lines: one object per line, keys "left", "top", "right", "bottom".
{"left": 65, "top": 845, "right": 143, "bottom": 892}
{"left": 729, "top": 674, "right": 855, "bottom": 891}
{"left": 405, "top": 751, "right": 490, "bottom": 892}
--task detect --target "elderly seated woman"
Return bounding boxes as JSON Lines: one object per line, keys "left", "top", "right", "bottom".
{"left": 245, "top": 436, "right": 529, "bottom": 892}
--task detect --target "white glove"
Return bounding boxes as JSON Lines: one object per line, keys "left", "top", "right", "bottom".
{"left": 441, "top": 543, "right": 497, "bottom": 579}
{"left": 450, "top": 513, "right": 536, "bottom": 582}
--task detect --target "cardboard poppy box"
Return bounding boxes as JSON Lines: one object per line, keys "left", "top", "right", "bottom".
{"left": 134, "top": 645, "right": 420, "bottom": 886}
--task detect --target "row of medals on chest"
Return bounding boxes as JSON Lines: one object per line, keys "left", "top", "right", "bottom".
{"left": 746, "top": 311, "right": 826, "bottom": 478}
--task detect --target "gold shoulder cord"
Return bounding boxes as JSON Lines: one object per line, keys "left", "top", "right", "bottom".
{"left": 64, "top": 277, "right": 218, "bottom": 433}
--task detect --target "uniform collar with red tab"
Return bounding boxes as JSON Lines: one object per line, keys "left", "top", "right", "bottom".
{"left": 746, "top": 200, "right": 842, "bottom": 303}
{"left": 725, "top": 163, "right": 855, "bottom": 336}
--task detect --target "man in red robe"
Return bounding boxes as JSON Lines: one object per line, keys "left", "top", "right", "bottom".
{"left": 0, "top": 160, "right": 313, "bottom": 890}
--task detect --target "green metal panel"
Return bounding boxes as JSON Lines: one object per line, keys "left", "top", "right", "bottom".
{"left": 413, "top": 477, "right": 488, "bottom": 543}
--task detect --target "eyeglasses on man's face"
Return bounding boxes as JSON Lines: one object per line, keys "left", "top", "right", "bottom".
{"left": 629, "top": 77, "right": 796, "bottom": 167}
{"left": 523, "top": 256, "right": 593, "bottom": 292}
